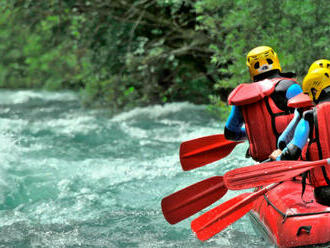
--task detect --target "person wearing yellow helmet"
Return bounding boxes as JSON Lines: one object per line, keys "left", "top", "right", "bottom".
{"left": 224, "top": 46, "right": 302, "bottom": 162}
{"left": 307, "top": 59, "right": 330, "bottom": 73}
{"left": 303, "top": 66, "right": 330, "bottom": 103}
{"left": 274, "top": 66, "right": 330, "bottom": 205}
{"left": 246, "top": 46, "right": 282, "bottom": 81}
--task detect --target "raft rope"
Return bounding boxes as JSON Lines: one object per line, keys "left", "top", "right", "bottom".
{"left": 263, "top": 193, "right": 330, "bottom": 224}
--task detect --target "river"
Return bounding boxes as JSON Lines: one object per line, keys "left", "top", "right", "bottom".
{"left": 0, "top": 90, "right": 274, "bottom": 247}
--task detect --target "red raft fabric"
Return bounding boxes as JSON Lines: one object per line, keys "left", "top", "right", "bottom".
{"left": 250, "top": 180, "right": 330, "bottom": 248}
{"left": 307, "top": 102, "right": 330, "bottom": 187}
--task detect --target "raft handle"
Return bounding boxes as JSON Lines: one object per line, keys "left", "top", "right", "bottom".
{"left": 296, "top": 226, "right": 312, "bottom": 236}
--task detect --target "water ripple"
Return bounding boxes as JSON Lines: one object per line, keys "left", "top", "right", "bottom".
{"left": 0, "top": 90, "right": 275, "bottom": 247}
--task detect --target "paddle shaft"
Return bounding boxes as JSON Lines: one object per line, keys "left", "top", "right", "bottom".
{"left": 197, "top": 183, "right": 278, "bottom": 232}
{"left": 225, "top": 158, "right": 330, "bottom": 190}
{"left": 232, "top": 159, "right": 330, "bottom": 181}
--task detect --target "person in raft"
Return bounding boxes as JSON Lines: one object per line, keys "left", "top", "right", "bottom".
{"left": 273, "top": 59, "right": 330, "bottom": 150}
{"left": 271, "top": 63, "right": 330, "bottom": 206}
{"left": 224, "top": 46, "right": 302, "bottom": 162}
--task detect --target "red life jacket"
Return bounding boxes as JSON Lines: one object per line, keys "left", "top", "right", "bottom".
{"left": 303, "top": 102, "right": 330, "bottom": 188}
{"left": 228, "top": 78, "right": 295, "bottom": 162}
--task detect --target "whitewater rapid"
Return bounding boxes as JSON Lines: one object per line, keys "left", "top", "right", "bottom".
{"left": 0, "top": 90, "right": 273, "bottom": 247}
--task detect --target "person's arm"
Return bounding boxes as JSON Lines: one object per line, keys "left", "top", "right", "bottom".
{"left": 224, "top": 105, "right": 247, "bottom": 141}
{"left": 278, "top": 118, "right": 310, "bottom": 160}
{"left": 286, "top": 83, "right": 303, "bottom": 99}
{"left": 272, "top": 80, "right": 302, "bottom": 110}
{"left": 276, "top": 82, "right": 303, "bottom": 149}
{"left": 277, "top": 109, "right": 302, "bottom": 150}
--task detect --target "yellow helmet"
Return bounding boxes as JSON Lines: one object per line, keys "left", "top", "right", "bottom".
{"left": 307, "top": 59, "right": 330, "bottom": 73}
{"left": 246, "top": 46, "right": 281, "bottom": 80}
{"left": 302, "top": 68, "right": 330, "bottom": 101}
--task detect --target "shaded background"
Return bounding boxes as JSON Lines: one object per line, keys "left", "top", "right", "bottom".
{"left": 0, "top": 0, "right": 329, "bottom": 112}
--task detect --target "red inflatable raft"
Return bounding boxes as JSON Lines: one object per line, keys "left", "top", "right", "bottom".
{"left": 249, "top": 180, "right": 330, "bottom": 248}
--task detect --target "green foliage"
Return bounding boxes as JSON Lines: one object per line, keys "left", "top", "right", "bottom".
{"left": 207, "top": 95, "right": 231, "bottom": 120}
{"left": 0, "top": 0, "right": 329, "bottom": 114}
{"left": 0, "top": 3, "right": 83, "bottom": 90}
{"left": 195, "top": 0, "right": 330, "bottom": 94}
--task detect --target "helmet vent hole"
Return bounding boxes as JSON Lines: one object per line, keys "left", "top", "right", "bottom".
{"left": 254, "top": 62, "right": 260, "bottom": 69}
{"left": 327, "top": 64, "right": 330, "bottom": 68}
{"left": 320, "top": 63, "right": 323, "bottom": 67}
{"left": 266, "top": 59, "right": 273, "bottom": 64}
{"left": 325, "top": 73, "right": 329, "bottom": 78}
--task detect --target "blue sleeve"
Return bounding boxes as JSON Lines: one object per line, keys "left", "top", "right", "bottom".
{"left": 286, "top": 84, "right": 303, "bottom": 99}
{"left": 275, "top": 83, "right": 303, "bottom": 149}
{"left": 276, "top": 119, "right": 310, "bottom": 161}
{"left": 225, "top": 105, "right": 246, "bottom": 140}
{"left": 277, "top": 109, "right": 301, "bottom": 149}
{"left": 289, "top": 119, "right": 310, "bottom": 149}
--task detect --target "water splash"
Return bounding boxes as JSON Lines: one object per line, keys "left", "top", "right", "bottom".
{"left": 0, "top": 90, "right": 274, "bottom": 247}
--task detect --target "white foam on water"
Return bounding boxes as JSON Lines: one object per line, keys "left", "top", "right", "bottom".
{"left": 0, "top": 132, "right": 19, "bottom": 162}
{"left": 0, "top": 132, "right": 20, "bottom": 205}
{"left": 30, "top": 115, "right": 99, "bottom": 136}
{"left": 118, "top": 122, "right": 148, "bottom": 139}
{"left": 0, "top": 118, "right": 29, "bottom": 134}
{"left": 113, "top": 102, "right": 221, "bottom": 144}
{"left": 0, "top": 90, "right": 271, "bottom": 247}
{"left": 111, "top": 102, "right": 205, "bottom": 122}
{"left": 81, "top": 154, "right": 180, "bottom": 186}
{"left": 0, "top": 90, "right": 78, "bottom": 105}
{"left": 152, "top": 126, "right": 222, "bottom": 143}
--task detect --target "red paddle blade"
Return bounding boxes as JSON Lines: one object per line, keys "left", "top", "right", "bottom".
{"left": 225, "top": 159, "right": 330, "bottom": 190}
{"left": 191, "top": 192, "right": 252, "bottom": 241}
{"left": 161, "top": 176, "right": 227, "bottom": 224}
{"left": 191, "top": 184, "right": 278, "bottom": 241}
{"left": 180, "top": 134, "right": 241, "bottom": 171}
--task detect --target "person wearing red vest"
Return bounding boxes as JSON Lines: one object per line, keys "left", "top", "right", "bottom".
{"left": 225, "top": 46, "right": 302, "bottom": 162}
{"left": 275, "top": 64, "right": 330, "bottom": 206}
{"left": 272, "top": 59, "right": 330, "bottom": 153}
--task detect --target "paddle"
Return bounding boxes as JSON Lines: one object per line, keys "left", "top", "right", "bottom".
{"left": 191, "top": 158, "right": 330, "bottom": 241}
{"left": 191, "top": 183, "right": 279, "bottom": 241}
{"left": 161, "top": 157, "right": 273, "bottom": 225}
{"left": 180, "top": 134, "right": 243, "bottom": 171}
{"left": 225, "top": 158, "right": 330, "bottom": 190}
{"left": 162, "top": 156, "right": 273, "bottom": 225}
{"left": 161, "top": 176, "right": 228, "bottom": 224}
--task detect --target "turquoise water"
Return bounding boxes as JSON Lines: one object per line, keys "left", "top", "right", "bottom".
{"left": 0, "top": 90, "right": 273, "bottom": 247}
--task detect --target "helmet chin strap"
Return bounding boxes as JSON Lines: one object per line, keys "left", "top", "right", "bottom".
{"left": 311, "top": 88, "right": 318, "bottom": 104}
{"left": 317, "top": 86, "right": 330, "bottom": 103}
